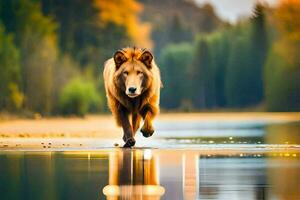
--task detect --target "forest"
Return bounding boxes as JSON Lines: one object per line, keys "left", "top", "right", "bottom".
{"left": 0, "top": 0, "right": 299, "bottom": 116}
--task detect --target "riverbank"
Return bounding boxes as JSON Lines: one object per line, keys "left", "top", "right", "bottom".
{"left": 1, "top": 112, "right": 300, "bottom": 138}
{"left": 1, "top": 112, "right": 300, "bottom": 150}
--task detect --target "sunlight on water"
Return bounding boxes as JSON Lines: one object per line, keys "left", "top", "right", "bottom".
{"left": 1, "top": 120, "right": 300, "bottom": 150}
{"left": 158, "top": 121, "right": 300, "bottom": 145}
{"left": 0, "top": 119, "right": 300, "bottom": 199}
{"left": 0, "top": 149, "right": 299, "bottom": 200}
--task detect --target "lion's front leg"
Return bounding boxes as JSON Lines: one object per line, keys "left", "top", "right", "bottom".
{"left": 118, "top": 106, "right": 135, "bottom": 147}
{"left": 132, "top": 112, "right": 142, "bottom": 135}
{"left": 140, "top": 104, "right": 158, "bottom": 138}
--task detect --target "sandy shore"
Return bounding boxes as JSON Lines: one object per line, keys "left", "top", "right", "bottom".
{"left": 1, "top": 112, "right": 300, "bottom": 138}
{"left": 1, "top": 112, "right": 300, "bottom": 150}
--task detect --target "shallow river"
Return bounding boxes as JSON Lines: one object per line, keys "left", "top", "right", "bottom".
{"left": 0, "top": 120, "right": 300, "bottom": 200}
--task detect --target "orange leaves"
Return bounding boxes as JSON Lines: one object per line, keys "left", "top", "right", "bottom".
{"left": 94, "top": 0, "right": 152, "bottom": 49}
{"left": 95, "top": 0, "right": 142, "bottom": 26}
{"left": 276, "top": 0, "right": 300, "bottom": 40}
{"left": 273, "top": 0, "right": 300, "bottom": 68}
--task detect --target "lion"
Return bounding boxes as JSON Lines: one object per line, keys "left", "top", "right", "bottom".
{"left": 103, "top": 47, "right": 162, "bottom": 147}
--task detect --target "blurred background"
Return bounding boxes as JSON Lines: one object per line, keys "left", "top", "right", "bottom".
{"left": 0, "top": 0, "right": 299, "bottom": 117}
{"left": 1, "top": 2, "right": 300, "bottom": 199}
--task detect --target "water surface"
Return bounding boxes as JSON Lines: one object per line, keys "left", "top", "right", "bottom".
{"left": 0, "top": 148, "right": 299, "bottom": 200}
{"left": 0, "top": 120, "right": 300, "bottom": 199}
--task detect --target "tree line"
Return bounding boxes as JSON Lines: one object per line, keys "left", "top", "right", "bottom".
{"left": 0, "top": 0, "right": 299, "bottom": 116}
{"left": 159, "top": 1, "right": 300, "bottom": 112}
{"left": 0, "top": 0, "right": 151, "bottom": 116}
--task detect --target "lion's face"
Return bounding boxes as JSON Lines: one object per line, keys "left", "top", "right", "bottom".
{"left": 121, "top": 61, "right": 146, "bottom": 98}
{"left": 113, "top": 48, "right": 153, "bottom": 98}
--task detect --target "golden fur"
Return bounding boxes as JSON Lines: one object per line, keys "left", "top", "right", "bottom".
{"left": 103, "top": 47, "right": 161, "bottom": 147}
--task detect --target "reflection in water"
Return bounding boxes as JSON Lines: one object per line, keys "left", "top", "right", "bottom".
{"left": 266, "top": 122, "right": 300, "bottom": 144}
{"left": 0, "top": 152, "right": 110, "bottom": 200}
{"left": 103, "top": 149, "right": 165, "bottom": 199}
{"left": 157, "top": 122, "right": 300, "bottom": 146}
{"left": 198, "top": 157, "right": 267, "bottom": 199}
{"left": 1, "top": 121, "right": 300, "bottom": 199}
{"left": 267, "top": 157, "right": 300, "bottom": 200}
{"left": 0, "top": 149, "right": 299, "bottom": 200}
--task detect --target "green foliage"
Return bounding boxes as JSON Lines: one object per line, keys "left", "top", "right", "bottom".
{"left": 8, "top": 83, "right": 24, "bottom": 110}
{"left": 168, "top": 14, "right": 192, "bottom": 44}
{"left": 0, "top": 24, "right": 22, "bottom": 110}
{"left": 59, "top": 78, "right": 102, "bottom": 116}
{"left": 191, "top": 36, "right": 214, "bottom": 109}
{"left": 0, "top": 0, "right": 57, "bottom": 46}
{"left": 1, "top": 0, "right": 300, "bottom": 114}
{"left": 248, "top": 3, "right": 268, "bottom": 104}
{"left": 225, "top": 14, "right": 268, "bottom": 108}
{"left": 0, "top": 0, "right": 59, "bottom": 114}
{"left": 51, "top": 55, "right": 80, "bottom": 113}
{"left": 40, "top": 0, "right": 131, "bottom": 70}
{"left": 159, "top": 10, "right": 271, "bottom": 111}
{"left": 207, "top": 32, "right": 230, "bottom": 107}
{"left": 140, "top": 0, "right": 225, "bottom": 56}
{"left": 158, "top": 3, "right": 271, "bottom": 110}
{"left": 160, "top": 43, "right": 193, "bottom": 109}
{"left": 265, "top": 48, "right": 300, "bottom": 111}
{"left": 0, "top": 0, "right": 128, "bottom": 115}
{"left": 225, "top": 26, "right": 253, "bottom": 107}
{"left": 264, "top": 1, "right": 300, "bottom": 111}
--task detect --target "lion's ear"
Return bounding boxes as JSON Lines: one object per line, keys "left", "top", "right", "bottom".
{"left": 139, "top": 51, "right": 153, "bottom": 69}
{"left": 114, "top": 50, "right": 127, "bottom": 69}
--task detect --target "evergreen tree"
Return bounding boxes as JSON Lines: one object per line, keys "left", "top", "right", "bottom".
{"left": 207, "top": 32, "right": 230, "bottom": 107}
{"left": 0, "top": 25, "right": 22, "bottom": 110}
{"left": 168, "top": 14, "right": 192, "bottom": 44}
{"left": 248, "top": 3, "right": 268, "bottom": 105}
{"left": 265, "top": 0, "right": 300, "bottom": 111}
{"left": 225, "top": 18, "right": 267, "bottom": 108}
{"left": 40, "top": 0, "right": 129, "bottom": 67}
{"left": 265, "top": 49, "right": 300, "bottom": 111}
{"left": 225, "top": 30, "right": 253, "bottom": 107}
{"left": 159, "top": 43, "right": 193, "bottom": 109}
{"left": 191, "top": 37, "right": 212, "bottom": 109}
{"left": 0, "top": 0, "right": 58, "bottom": 114}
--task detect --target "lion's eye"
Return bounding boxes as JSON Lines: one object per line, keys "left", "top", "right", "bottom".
{"left": 137, "top": 71, "right": 143, "bottom": 75}
{"left": 123, "top": 71, "right": 129, "bottom": 76}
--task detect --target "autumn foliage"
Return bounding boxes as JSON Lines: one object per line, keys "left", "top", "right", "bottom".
{"left": 274, "top": 0, "right": 300, "bottom": 67}
{"left": 0, "top": 0, "right": 300, "bottom": 115}
{"left": 95, "top": 0, "right": 152, "bottom": 48}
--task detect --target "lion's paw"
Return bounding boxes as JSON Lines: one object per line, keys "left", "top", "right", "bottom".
{"left": 141, "top": 126, "right": 154, "bottom": 138}
{"left": 123, "top": 137, "right": 136, "bottom": 148}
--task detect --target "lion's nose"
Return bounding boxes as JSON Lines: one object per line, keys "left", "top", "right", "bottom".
{"left": 128, "top": 87, "right": 137, "bottom": 94}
